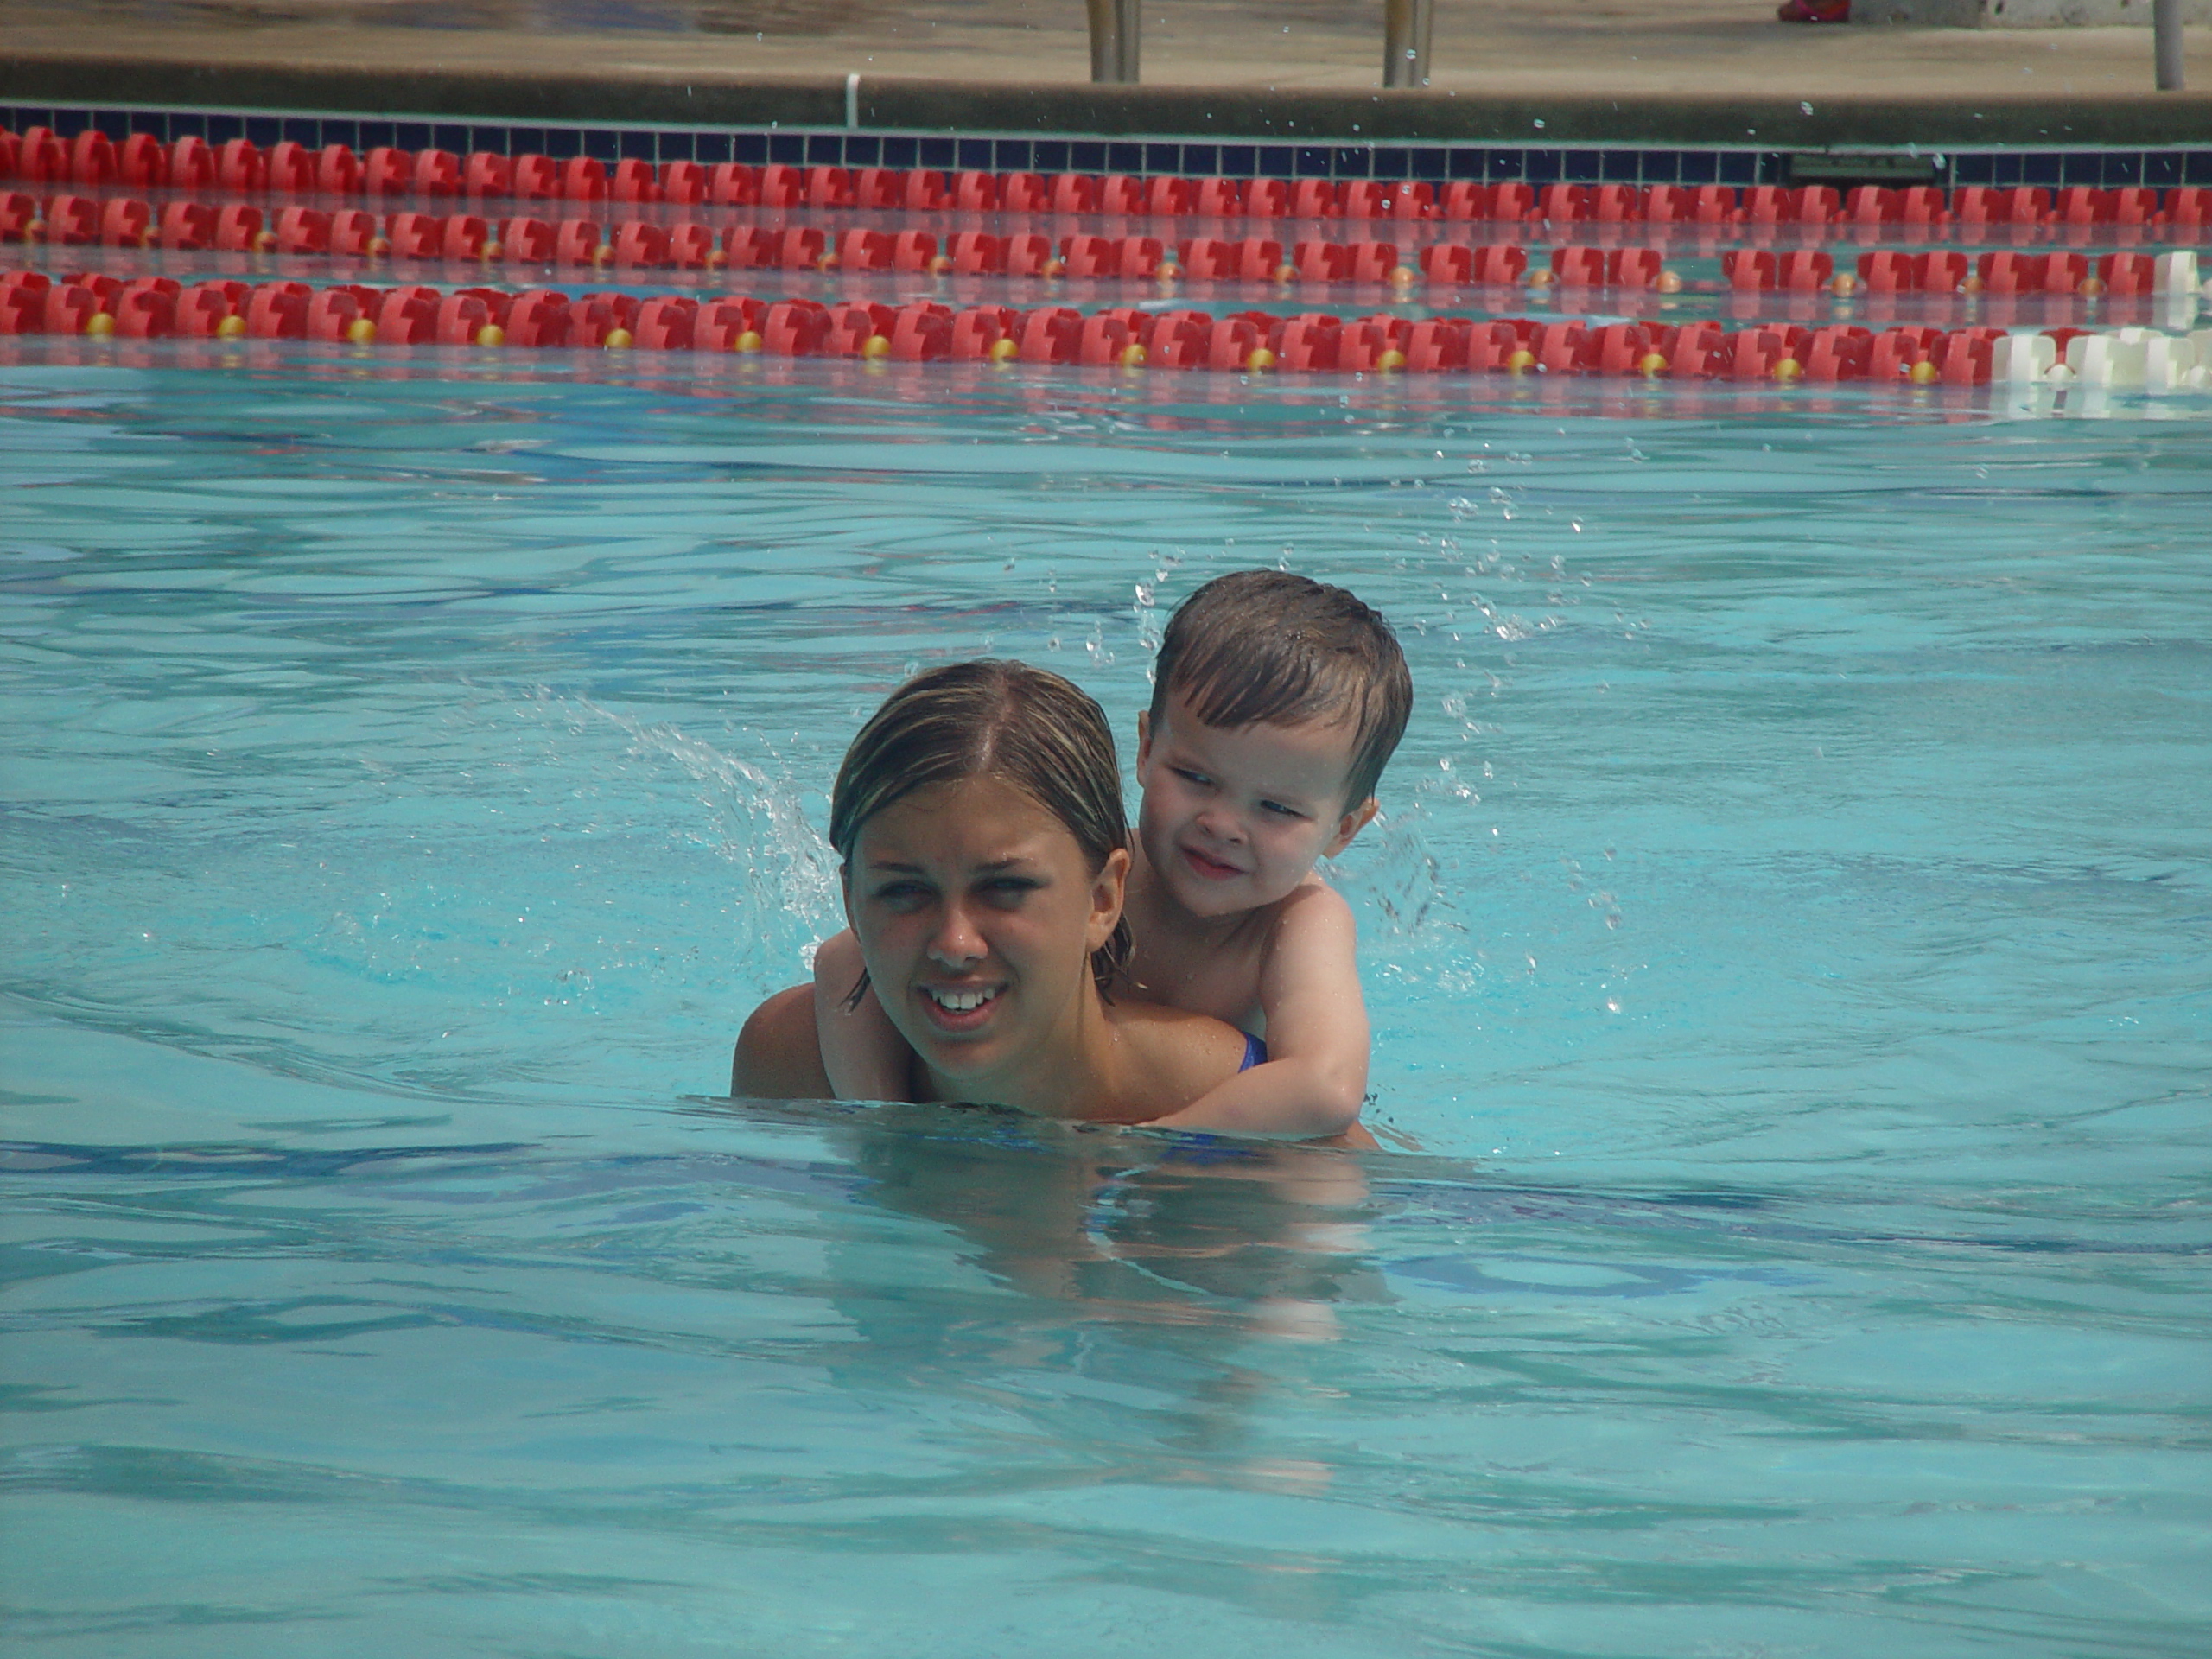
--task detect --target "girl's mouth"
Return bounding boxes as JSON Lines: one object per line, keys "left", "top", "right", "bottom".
{"left": 919, "top": 982, "right": 1002, "bottom": 1032}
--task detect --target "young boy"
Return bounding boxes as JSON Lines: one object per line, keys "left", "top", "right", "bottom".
{"left": 811, "top": 569, "right": 1412, "bottom": 1136}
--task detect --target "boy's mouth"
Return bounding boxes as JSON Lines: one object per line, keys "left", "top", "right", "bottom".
{"left": 1179, "top": 843, "right": 1246, "bottom": 881}
{"left": 918, "top": 982, "right": 1003, "bottom": 1033}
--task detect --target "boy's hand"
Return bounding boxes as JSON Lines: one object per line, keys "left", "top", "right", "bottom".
{"left": 812, "top": 928, "right": 918, "bottom": 1101}
{"left": 1147, "top": 884, "right": 1370, "bottom": 1138}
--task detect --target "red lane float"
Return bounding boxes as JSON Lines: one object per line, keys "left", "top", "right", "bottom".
{"left": 0, "top": 193, "right": 1693, "bottom": 289}
{"left": 8, "top": 132, "right": 2211, "bottom": 245}
{"left": 6, "top": 191, "right": 2198, "bottom": 309}
{"left": 11, "top": 266, "right": 2196, "bottom": 386}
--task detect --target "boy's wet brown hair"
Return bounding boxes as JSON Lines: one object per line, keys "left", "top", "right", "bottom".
{"left": 831, "top": 659, "right": 1132, "bottom": 996}
{"left": 1149, "top": 570, "right": 1413, "bottom": 808}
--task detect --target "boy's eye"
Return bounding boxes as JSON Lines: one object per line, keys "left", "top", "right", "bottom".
{"left": 1172, "top": 766, "right": 1211, "bottom": 787}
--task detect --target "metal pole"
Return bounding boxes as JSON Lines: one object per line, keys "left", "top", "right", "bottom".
{"left": 2154, "top": 0, "right": 2184, "bottom": 92}
{"left": 1088, "top": 0, "right": 1141, "bottom": 84}
{"left": 1383, "top": 0, "right": 1434, "bottom": 88}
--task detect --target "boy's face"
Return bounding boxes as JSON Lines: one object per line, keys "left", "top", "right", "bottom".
{"left": 1135, "top": 689, "right": 1378, "bottom": 920}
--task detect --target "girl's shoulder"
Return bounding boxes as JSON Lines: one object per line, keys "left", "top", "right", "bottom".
{"left": 1103, "top": 998, "right": 1249, "bottom": 1118}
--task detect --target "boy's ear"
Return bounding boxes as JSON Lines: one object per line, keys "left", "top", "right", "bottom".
{"left": 1324, "top": 798, "right": 1381, "bottom": 858}
{"left": 1135, "top": 710, "right": 1152, "bottom": 769}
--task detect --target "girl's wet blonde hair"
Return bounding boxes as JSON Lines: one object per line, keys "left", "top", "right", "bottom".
{"left": 831, "top": 659, "right": 1132, "bottom": 997}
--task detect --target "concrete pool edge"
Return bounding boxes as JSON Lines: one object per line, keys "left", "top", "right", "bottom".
{"left": 8, "top": 53, "right": 2212, "bottom": 149}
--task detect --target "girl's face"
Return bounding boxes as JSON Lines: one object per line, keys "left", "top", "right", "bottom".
{"left": 845, "top": 772, "right": 1128, "bottom": 1095}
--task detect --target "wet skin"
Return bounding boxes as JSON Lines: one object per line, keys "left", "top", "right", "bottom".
{"left": 847, "top": 773, "right": 1128, "bottom": 1107}
{"left": 1135, "top": 690, "right": 1376, "bottom": 931}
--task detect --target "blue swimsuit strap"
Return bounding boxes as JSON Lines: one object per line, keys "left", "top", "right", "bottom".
{"left": 1239, "top": 1031, "right": 1268, "bottom": 1071}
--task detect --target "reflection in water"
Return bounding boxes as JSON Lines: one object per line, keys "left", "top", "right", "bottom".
{"left": 790, "top": 1103, "right": 1390, "bottom": 1478}
{"left": 843, "top": 1107, "right": 1382, "bottom": 1313}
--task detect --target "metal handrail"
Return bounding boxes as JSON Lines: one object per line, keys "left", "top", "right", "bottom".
{"left": 1087, "top": 0, "right": 1140, "bottom": 83}
{"left": 2154, "top": 0, "right": 2184, "bottom": 92}
{"left": 1383, "top": 0, "right": 1436, "bottom": 88}
{"left": 1085, "top": 1, "right": 1433, "bottom": 87}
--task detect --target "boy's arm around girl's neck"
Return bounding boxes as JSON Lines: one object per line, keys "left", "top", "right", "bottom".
{"left": 1141, "top": 880, "right": 1371, "bottom": 1139}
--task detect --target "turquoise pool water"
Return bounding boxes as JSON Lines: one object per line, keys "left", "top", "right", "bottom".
{"left": 3, "top": 347, "right": 2208, "bottom": 1656}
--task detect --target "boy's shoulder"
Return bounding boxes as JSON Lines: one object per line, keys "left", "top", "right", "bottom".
{"left": 1182, "top": 871, "right": 1353, "bottom": 960}
{"left": 1258, "top": 872, "right": 1357, "bottom": 954}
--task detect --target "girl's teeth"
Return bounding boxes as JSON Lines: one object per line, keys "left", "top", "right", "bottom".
{"left": 930, "top": 988, "right": 995, "bottom": 1013}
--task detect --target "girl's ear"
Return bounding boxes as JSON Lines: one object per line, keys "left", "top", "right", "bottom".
{"left": 1324, "top": 798, "right": 1381, "bottom": 859}
{"left": 1086, "top": 844, "right": 1132, "bottom": 951}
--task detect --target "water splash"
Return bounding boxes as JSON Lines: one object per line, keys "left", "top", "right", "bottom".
{"left": 576, "top": 696, "right": 842, "bottom": 964}
{"left": 1334, "top": 798, "right": 1456, "bottom": 945}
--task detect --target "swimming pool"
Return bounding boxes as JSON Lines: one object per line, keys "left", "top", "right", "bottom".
{"left": 3, "top": 344, "right": 2209, "bottom": 1655}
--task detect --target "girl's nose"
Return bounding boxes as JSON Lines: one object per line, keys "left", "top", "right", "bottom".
{"left": 926, "top": 903, "right": 985, "bottom": 967}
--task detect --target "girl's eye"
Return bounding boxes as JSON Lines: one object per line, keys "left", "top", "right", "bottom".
{"left": 873, "top": 881, "right": 931, "bottom": 908}
{"left": 981, "top": 878, "right": 1041, "bottom": 906}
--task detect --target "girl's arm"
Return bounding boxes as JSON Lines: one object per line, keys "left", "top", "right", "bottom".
{"left": 811, "top": 928, "right": 920, "bottom": 1101}
{"left": 732, "top": 984, "right": 832, "bottom": 1098}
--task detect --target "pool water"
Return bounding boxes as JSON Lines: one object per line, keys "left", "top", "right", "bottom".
{"left": 3, "top": 347, "right": 2208, "bottom": 1656}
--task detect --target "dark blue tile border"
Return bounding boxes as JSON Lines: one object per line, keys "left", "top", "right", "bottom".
{"left": 3, "top": 100, "right": 2205, "bottom": 200}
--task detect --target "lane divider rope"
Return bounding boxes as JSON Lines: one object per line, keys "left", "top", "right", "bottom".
{"left": 5, "top": 126, "right": 2210, "bottom": 243}
{"left": 8, "top": 269, "right": 2209, "bottom": 387}
{"left": 5, "top": 194, "right": 2202, "bottom": 300}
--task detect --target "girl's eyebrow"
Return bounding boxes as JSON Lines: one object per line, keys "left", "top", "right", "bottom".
{"left": 868, "top": 855, "right": 1043, "bottom": 874}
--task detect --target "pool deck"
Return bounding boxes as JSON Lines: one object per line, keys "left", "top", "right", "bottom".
{"left": 3, "top": 1, "right": 2209, "bottom": 146}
